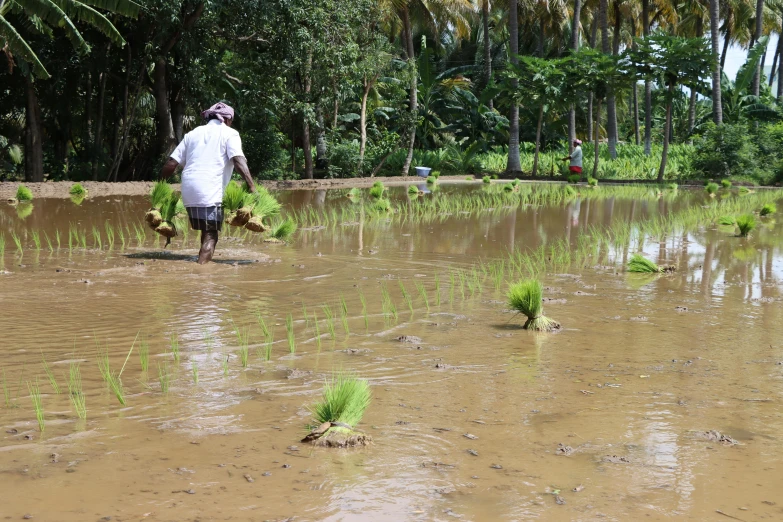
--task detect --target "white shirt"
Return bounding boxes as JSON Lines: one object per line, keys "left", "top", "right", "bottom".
{"left": 170, "top": 120, "right": 244, "bottom": 207}
{"left": 570, "top": 146, "right": 583, "bottom": 168}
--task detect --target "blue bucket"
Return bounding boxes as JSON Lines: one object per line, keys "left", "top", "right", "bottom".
{"left": 414, "top": 166, "right": 431, "bottom": 178}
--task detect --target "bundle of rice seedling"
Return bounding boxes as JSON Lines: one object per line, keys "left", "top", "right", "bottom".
{"left": 245, "top": 188, "right": 282, "bottom": 232}
{"left": 69, "top": 183, "right": 86, "bottom": 197}
{"left": 507, "top": 279, "right": 560, "bottom": 332}
{"left": 738, "top": 186, "right": 751, "bottom": 195}
{"left": 736, "top": 214, "right": 756, "bottom": 236}
{"left": 426, "top": 175, "right": 436, "bottom": 184}
{"left": 567, "top": 174, "right": 580, "bottom": 184}
{"left": 222, "top": 181, "right": 247, "bottom": 225}
{"left": 760, "top": 203, "right": 776, "bottom": 216}
{"left": 15, "top": 185, "right": 33, "bottom": 202}
{"left": 302, "top": 373, "right": 373, "bottom": 447}
{"left": 369, "top": 198, "right": 392, "bottom": 214}
{"left": 717, "top": 215, "right": 736, "bottom": 226}
{"left": 628, "top": 253, "right": 675, "bottom": 273}
{"left": 563, "top": 185, "right": 577, "bottom": 197}
{"left": 175, "top": 198, "right": 186, "bottom": 217}
{"left": 721, "top": 179, "right": 732, "bottom": 189}
{"left": 503, "top": 183, "right": 514, "bottom": 193}
{"left": 154, "top": 193, "right": 180, "bottom": 242}
{"left": 482, "top": 175, "right": 491, "bottom": 184}
{"left": 369, "top": 181, "right": 385, "bottom": 200}
{"left": 512, "top": 178, "right": 520, "bottom": 186}
{"left": 265, "top": 218, "right": 297, "bottom": 242}
{"left": 667, "top": 183, "right": 678, "bottom": 190}
{"left": 705, "top": 182, "right": 719, "bottom": 195}
{"left": 587, "top": 177, "right": 598, "bottom": 187}
{"left": 408, "top": 185, "right": 420, "bottom": 196}
{"left": 145, "top": 181, "right": 173, "bottom": 229}
{"left": 348, "top": 187, "right": 362, "bottom": 199}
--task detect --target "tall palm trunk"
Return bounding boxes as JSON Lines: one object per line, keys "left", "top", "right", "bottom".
{"left": 302, "top": 51, "right": 314, "bottom": 179}
{"left": 658, "top": 84, "right": 674, "bottom": 182}
{"left": 606, "top": 0, "right": 620, "bottom": 159}
{"left": 507, "top": 0, "right": 522, "bottom": 173}
{"left": 687, "top": 19, "right": 703, "bottom": 136}
{"left": 587, "top": 20, "right": 597, "bottom": 143}
{"left": 483, "top": 0, "right": 493, "bottom": 109}
{"left": 153, "top": 58, "right": 177, "bottom": 157}
{"left": 592, "top": 98, "right": 602, "bottom": 179}
{"left": 752, "top": 0, "right": 764, "bottom": 96}
{"left": 92, "top": 70, "right": 108, "bottom": 181}
{"left": 769, "top": 47, "right": 778, "bottom": 86}
{"left": 710, "top": 0, "right": 723, "bottom": 124}
{"left": 642, "top": 0, "right": 653, "bottom": 154}
{"left": 778, "top": 15, "right": 783, "bottom": 99}
{"left": 401, "top": 7, "right": 417, "bottom": 176}
{"left": 568, "top": 0, "right": 582, "bottom": 151}
{"left": 24, "top": 75, "right": 44, "bottom": 182}
{"left": 358, "top": 75, "right": 376, "bottom": 168}
{"left": 721, "top": 24, "right": 731, "bottom": 69}
{"left": 631, "top": 22, "right": 640, "bottom": 145}
{"left": 532, "top": 104, "right": 544, "bottom": 176}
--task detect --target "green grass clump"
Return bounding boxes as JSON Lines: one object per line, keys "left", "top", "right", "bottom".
{"left": 465, "top": 176, "right": 473, "bottom": 180}
{"left": 507, "top": 279, "right": 560, "bottom": 332}
{"left": 426, "top": 175, "right": 436, "bottom": 184}
{"left": 369, "top": 182, "right": 385, "bottom": 200}
{"left": 286, "top": 314, "right": 296, "bottom": 353}
{"left": 16, "top": 185, "right": 33, "bottom": 202}
{"left": 721, "top": 179, "right": 732, "bottom": 189}
{"left": 760, "top": 203, "right": 776, "bottom": 216}
{"left": 587, "top": 177, "right": 598, "bottom": 187}
{"left": 717, "top": 216, "right": 736, "bottom": 226}
{"left": 407, "top": 185, "right": 420, "bottom": 196}
{"left": 311, "top": 373, "right": 372, "bottom": 428}
{"left": 628, "top": 253, "right": 662, "bottom": 273}
{"left": 482, "top": 175, "right": 491, "bottom": 184}
{"left": 250, "top": 187, "right": 282, "bottom": 220}
{"left": 705, "top": 182, "right": 719, "bottom": 195}
{"left": 431, "top": 170, "right": 441, "bottom": 179}
{"left": 736, "top": 214, "right": 756, "bottom": 237}
{"left": 69, "top": 183, "right": 86, "bottom": 197}
{"left": 28, "top": 380, "right": 45, "bottom": 432}
{"left": 270, "top": 218, "right": 297, "bottom": 241}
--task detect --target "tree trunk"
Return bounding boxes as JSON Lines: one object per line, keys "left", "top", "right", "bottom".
{"left": 568, "top": 0, "right": 582, "bottom": 151}
{"left": 778, "top": 18, "right": 783, "bottom": 99}
{"left": 658, "top": 86, "right": 673, "bottom": 182}
{"left": 315, "top": 111, "right": 328, "bottom": 170}
{"left": 769, "top": 46, "right": 778, "bottom": 86}
{"left": 537, "top": 18, "right": 545, "bottom": 57}
{"left": 482, "top": 0, "right": 493, "bottom": 109}
{"left": 643, "top": 0, "right": 652, "bottom": 154}
{"left": 302, "top": 53, "right": 314, "bottom": 180}
{"left": 687, "top": 87, "right": 697, "bottom": 136}
{"left": 359, "top": 76, "right": 373, "bottom": 168}
{"left": 91, "top": 70, "right": 108, "bottom": 181}
{"left": 153, "top": 58, "right": 177, "bottom": 157}
{"left": 507, "top": 0, "right": 522, "bottom": 173}
{"left": 605, "top": 0, "right": 620, "bottom": 159}
{"left": 721, "top": 24, "right": 731, "bottom": 70}
{"left": 532, "top": 104, "right": 544, "bottom": 176}
{"left": 592, "top": 98, "right": 601, "bottom": 179}
{"left": 85, "top": 69, "right": 93, "bottom": 149}
{"left": 587, "top": 19, "right": 597, "bottom": 143}
{"left": 710, "top": 0, "right": 724, "bottom": 124}
{"left": 752, "top": 0, "right": 765, "bottom": 96}
{"left": 400, "top": 7, "right": 417, "bottom": 176}
{"left": 24, "top": 75, "right": 44, "bottom": 182}
{"left": 633, "top": 83, "right": 640, "bottom": 145}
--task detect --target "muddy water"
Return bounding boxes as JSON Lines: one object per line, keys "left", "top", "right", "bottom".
{"left": 2, "top": 184, "right": 783, "bottom": 521}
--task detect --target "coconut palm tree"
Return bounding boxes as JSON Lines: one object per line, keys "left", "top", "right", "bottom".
{"left": 507, "top": 0, "right": 522, "bottom": 173}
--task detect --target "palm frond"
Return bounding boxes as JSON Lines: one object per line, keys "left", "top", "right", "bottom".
{"left": 0, "top": 15, "right": 50, "bottom": 78}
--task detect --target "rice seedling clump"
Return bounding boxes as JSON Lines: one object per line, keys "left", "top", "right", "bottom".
{"left": 721, "top": 179, "right": 732, "bottom": 189}
{"left": 760, "top": 203, "right": 776, "bottom": 216}
{"left": 507, "top": 279, "right": 560, "bottom": 332}
{"left": 587, "top": 177, "right": 598, "bottom": 187}
{"left": 736, "top": 214, "right": 756, "bottom": 237}
{"left": 628, "top": 253, "right": 675, "bottom": 273}
{"left": 717, "top": 216, "right": 736, "bottom": 226}
{"left": 482, "top": 175, "right": 491, "bottom": 184}
{"left": 705, "top": 182, "right": 719, "bottom": 195}
{"left": 407, "top": 185, "right": 420, "bottom": 196}
{"left": 348, "top": 187, "right": 362, "bottom": 200}
{"left": 369, "top": 181, "right": 385, "bottom": 200}
{"left": 302, "top": 373, "right": 373, "bottom": 447}
{"left": 16, "top": 185, "right": 33, "bottom": 202}
{"left": 145, "top": 181, "right": 173, "bottom": 229}
{"left": 69, "top": 183, "right": 87, "bottom": 197}
{"left": 268, "top": 218, "right": 298, "bottom": 242}
{"left": 567, "top": 174, "right": 580, "bottom": 184}
{"left": 426, "top": 175, "right": 436, "bottom": 184}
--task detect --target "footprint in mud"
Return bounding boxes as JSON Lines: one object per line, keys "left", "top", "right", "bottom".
{"left": 396, "top": 335, "right": 423, "bottom": 344}
{"left": 694, "top": 430, "right": 739, "bottom": 445}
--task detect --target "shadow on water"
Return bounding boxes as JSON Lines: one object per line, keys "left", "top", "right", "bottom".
{"left": 124, "top": 251, "right": 258, "bottom": 265}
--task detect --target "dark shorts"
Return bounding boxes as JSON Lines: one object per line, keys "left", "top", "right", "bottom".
{"left": 569, "top": 166, "right": 582, "bottom": 173}
{"left": 186, "top": 205, "right": 224, "bottom": 232}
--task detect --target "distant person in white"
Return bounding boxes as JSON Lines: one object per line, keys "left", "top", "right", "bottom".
{"left": 561, "top": 139, "right": 583, "bottom": 180}
{"left": 160, "top": 102, "right": 256, "bottom": 264}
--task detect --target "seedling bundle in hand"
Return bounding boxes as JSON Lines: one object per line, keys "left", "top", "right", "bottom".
{"left": 222, "top": 182, "right": 282, "bottom": 233}
{"left": 145, "top": 181, "right": 181, "bottom": 244}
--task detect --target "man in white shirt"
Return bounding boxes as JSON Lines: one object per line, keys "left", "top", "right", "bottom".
{"left": 160, "top": 102, "right": 256, "bottom": 264}
{"left": 562, "top": 139, "right": 583, "bottom": 180}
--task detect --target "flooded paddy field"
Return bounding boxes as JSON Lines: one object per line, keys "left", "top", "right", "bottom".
{"left": 2, "top": 182, "right": 783, "bottom": 521}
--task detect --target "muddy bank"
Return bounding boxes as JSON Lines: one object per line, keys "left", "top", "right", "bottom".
{"left": 0, "top": 175, "right": 477, "bottom": 199}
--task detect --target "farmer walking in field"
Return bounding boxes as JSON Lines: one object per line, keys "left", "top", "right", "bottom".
{"left": 562, "top": 139, "right": 583, "bottom": 180}
{"left": 160, "top": 102, "right": 256, "bottom": 264}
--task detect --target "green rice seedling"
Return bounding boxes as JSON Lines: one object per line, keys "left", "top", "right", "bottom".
{"left": 466, "top": 176, "right": 473, "bottom": 180}
{"left": 28, "top": 380, "right": 45, "bottom": 432}
{"left": 16, "top": 202, "right": 33, "bottom": 220}
{"left": 738, "top": 186, "right": 750, "bottom": 194}
{"left": 348, "top": 187, "right": 362, "bottom": 200}
{"left": 322, "top": 304, "right": 336, "bottom": 339}
{"left": 449, "top": 271, "right": 456, "bottom": 303}
{"left": 567, "top": 174, "right": 580, "bottom": 184}
{"left": 426, "top": 175, "right": 436, "bottom": 184}
{"left": 192, "top": 360, "right": 199, "bottom": 385}
{"left": 760, "top": 203, "right": 776, "bottom": 216}
{"left": 358, "top": 290, "right": 369, "bottom": 329}
{"left": 482, "top": 175, "right": 491, "bottom": 184}
{"left": 408, "top": 185, "right": 420, "bottom": 196}
{"left": 91, "top": 226, "right": 102, "bottom": 249}
{"left": 369, "top": 198, "right": 391, "bottom": 213}
{"left": 286, "top": 314, "right": 296, "bottom": 354}
{"left": 507, "top": 279, "right": 560, "bottom": 332}
{"left": 222, "top": 355, "right": 230, "bottom": 376}
{"left": 69, "top": 183, "right": 86, "bottom": 197}
{"left": 380, "top": 283, "right": 398, "bottom": 321}
{"left": 339, "top": 295, "right": 350, "bottom": 335}
{"left": 169, "top": 332, "right": 180, "bottom": 362}
{"left": 563, "top": 185, "right": 577, "bottom": 197}
{"left": 399, "top": 282, "right": 414, "bottom": 313}
{"left": 736, "top": 214, "right": 756, "bottom": 237}
{"left": 158, "top": 362, "right": 170, "bottom": 393}
{"left": 717, "top": 215, "right": 736, "bottom": 226}
{"left": 79, "top": 229, "right": 87, "bottom": 249}
{"left": 0, "top": 234, "right": 5, "bottom": 258}
{"left": 502, "top": 184, "right": 514, "bottom": 193}
{"left": 238, "top": 340, "right": 249, "bottom": 368}
{"left": 369, "top": 182, "right": 385, "bottom": 200}
{"left": 68, "top": 362, "right": 87, "bottom": 419}
{"left": 139, "top": 338, "right": 149, "bottom": 372}
{"left": 310, "top": 373, "right": 372, "bottom": 429}
{"left": 203, "top": 327, "right": 214, "bottom": 354}
{"left": 415, "top": 281, "right": 430, "bottom": 312}
{"left": 31, "top": 230, "right": 41, "bottom": 251}
{"left": 312, "top": 310, "right": 322, "bottom": 350}
{"left": 705, "top": 182, "right": 719, "bottom": 195}
{"left": 11, "top": 231, "right": 22, "bottom": 254}
{"left": 43, "top": 232, "right": 53, "bottom": 252}
{"left": 41, "top": 354, "right": 60, "bottom": 394}
{"left": 628, "top": 253, "right": 667, "bottom": 273}
{"left": 16, "top": 185, "right": 33, "bottom": 202}
{"left": 434, "top": 275, "right": 441, "bottom": 306}
{"left": 117, "top": 227, "right": 125, "bottom": 249}
{"left": 270, "top": 218, "right": 297, "bottom": 241}
{"left": 721, "top": 179, "right": 732, "bottom": 189}
{"left": 133, "top": 223, "right": 145, "bottom": 245}
{"left": 587, "top": 177, "right": 598, "bottom": 187}
{"left": 232, "top": 322, "right": 250, "bottom": 367}
{"left": 432, "top": 170, "right": 441, "bottom": 179}
{"left": 104, "top": 222, "right": 115, "bottom": 248}
{"left": 2, "top": 369, "right": 13, "bottom": 408}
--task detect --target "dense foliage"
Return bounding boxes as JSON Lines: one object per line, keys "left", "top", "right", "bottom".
{"left": 3, "top": 0, "right": 783, "bottom": 184}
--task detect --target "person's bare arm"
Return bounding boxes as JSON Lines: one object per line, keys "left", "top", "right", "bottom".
{"left": 160, "top": 158, "right": 179, "bottom": 179}
{"left": 233, "top": 156, "right": 256, "bottom": 192}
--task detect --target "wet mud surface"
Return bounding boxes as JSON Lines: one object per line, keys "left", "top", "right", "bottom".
{"left": 1, "top": 184, "right": 783, "bottom": 521}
